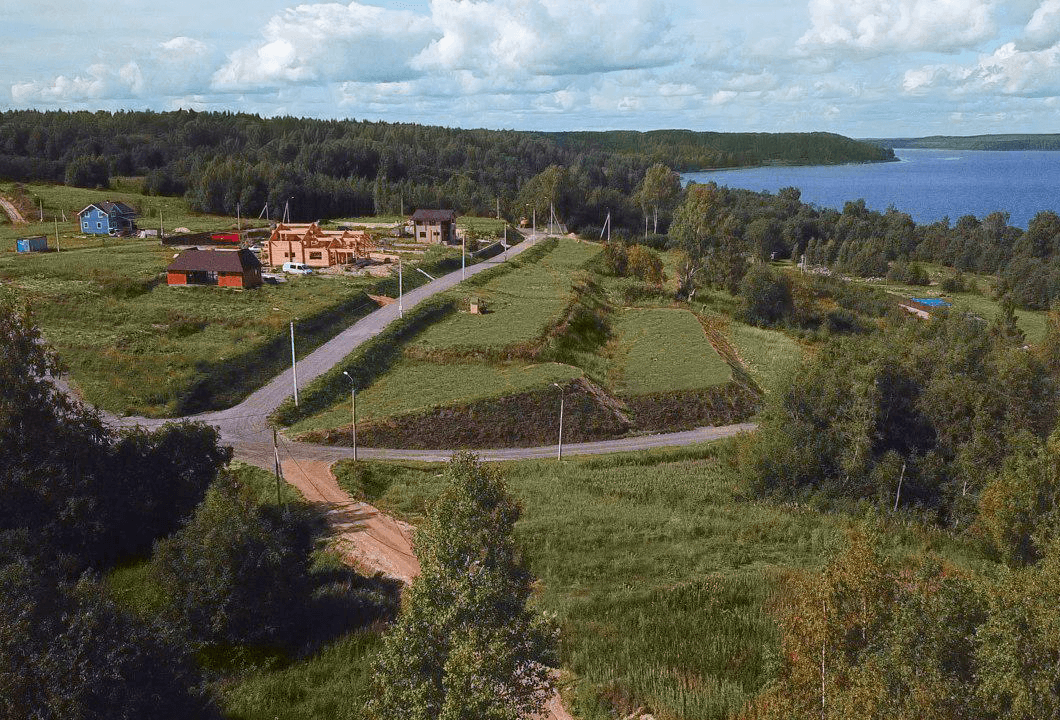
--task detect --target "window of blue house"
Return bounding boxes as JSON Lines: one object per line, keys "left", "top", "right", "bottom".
{"left": 97, "top": 222, "right": 102, "bottom": 229}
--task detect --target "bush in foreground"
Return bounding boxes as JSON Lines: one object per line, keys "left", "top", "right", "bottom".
{"left": 153, "top": 475, "right": 321, "bottom": 648}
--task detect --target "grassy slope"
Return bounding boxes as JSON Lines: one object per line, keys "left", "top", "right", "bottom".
{"left": 0, "top": 181, "right": 259, "bottom": 251}
{"left": 609, "top": 307, "right": 732, "bottom": 395}
{"left": 410, "top": 239, "right": 601, "bottom": 352}
{"left": 334, "top": 445, "right": 984, "bottom": 720}
{"left": 288, "top": 361, "right": 583, "bottom": 434}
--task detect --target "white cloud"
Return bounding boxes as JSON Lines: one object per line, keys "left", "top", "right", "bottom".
{"left": 11, "top": 64, "right": 136, "bottom": 104}
{"left": 413, "top": 0, "right": 680, "bottom": 82}
{"left": 1025, "top": 0, "right": 1060, "bottom": 48}
{"left": 212, "top": 2, "right": 438, "bottom": 90}
{"left": 903, "top": 41, "right": 1060, "bottom": 96}
{"left": 799, "top": 0, "right": 996, "bottom": 55}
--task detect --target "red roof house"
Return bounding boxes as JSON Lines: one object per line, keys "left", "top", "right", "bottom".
{"left": 166, "top": 248, "right": 262, "bottom": 289}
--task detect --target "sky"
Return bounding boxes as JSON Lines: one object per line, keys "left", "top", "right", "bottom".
{"left": 2, "top": 0, "right": 1060, "bottom": 136}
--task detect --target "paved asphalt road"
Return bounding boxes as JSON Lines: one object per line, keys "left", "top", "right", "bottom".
{"left": 95, "top": 231, "right": 754, "bottom": 468}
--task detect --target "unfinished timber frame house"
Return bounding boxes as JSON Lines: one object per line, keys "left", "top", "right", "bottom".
{"left": 264, "top": 223, "right": 377, "bottom": 268}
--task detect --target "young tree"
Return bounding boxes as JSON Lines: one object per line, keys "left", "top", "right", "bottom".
{"left": 635, "top": 163, "right": 681, "bottom": 234}
{"left": 740, "top": 264, "right": 794, "bottom": 326}
{"left": 371, "top": 453, "right": 557, "bottom": 720}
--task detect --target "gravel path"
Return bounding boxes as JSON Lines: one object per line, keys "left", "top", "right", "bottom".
{"left": 0, "top": 196, "right": 27, "bottom": 225}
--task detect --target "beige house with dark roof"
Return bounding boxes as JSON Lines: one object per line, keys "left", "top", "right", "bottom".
{"left": 410, "top": 209, "right": 457, "bottom": 244}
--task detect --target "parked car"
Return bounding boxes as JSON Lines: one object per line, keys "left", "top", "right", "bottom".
{"left": 282, "top": 262, "right": 313, "bottom": 275}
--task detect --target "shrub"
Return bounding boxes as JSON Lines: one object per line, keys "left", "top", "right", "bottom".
{"left": 887, "top": 259, "right": 931, "bottom": 285}
{"left": 626, "top": 244, "right": 665, "bottom": 284}
{"left": 0, "top": 537, "right": 218, "bottom": 720}
{"left": 740, "top": 264, "right": 793, "bottom": 327}
{"left": 153, "top": 475, "right": 321, "bottom": 647}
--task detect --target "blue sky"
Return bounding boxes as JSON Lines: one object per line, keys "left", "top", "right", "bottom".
{"left": 2, "top": 0, "right": 1059, "bottom": 136}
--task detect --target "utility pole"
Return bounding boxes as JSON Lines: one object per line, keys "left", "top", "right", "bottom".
{"left": 273, "top": 429, "right": 283, "bottom": 505}
{"left": 461, "top": 231, "right": 466, "bottom": 280}
{"left": 38, "top": 199, "right": 43, "bottom": 223}
{"left": 344, "top": 372, "right": 358, "bottom": 462}
{"left": 54, "top": 218, "right": 59, "bottom": 253}
{"left": 398, "top": 257, "right": 403, "bottom": 318}
{"left": 290, "top": 320, "right": 299, "bottom": 406}
{"left": 160, "top": 208, "right": 164, "bottom": 239}
{"left": 496, "top": 197, "right": 500, "bottom": 219}
{"left": 553, "top": 383, "right": 565, "bottom": 460}
{"left": 237, "top": 202, "right": 241, "bottom": 232}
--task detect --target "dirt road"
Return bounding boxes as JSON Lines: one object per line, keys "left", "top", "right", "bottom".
{"left": 0, "top": 196, "right": 27, "bottom": 225}
{"left": 279, "top": 456, "right": 573, "bottom": 719}
{"left": 279, "top": 457, "right": 419, "bottom": 583}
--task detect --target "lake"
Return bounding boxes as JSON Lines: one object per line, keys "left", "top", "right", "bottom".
{"left": 682, "top": 148, "right": 1060, "bottom": 229}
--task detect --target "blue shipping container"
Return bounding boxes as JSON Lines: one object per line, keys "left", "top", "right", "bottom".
{"left": 16, "top": 236, "right": 48, "bottom": 253}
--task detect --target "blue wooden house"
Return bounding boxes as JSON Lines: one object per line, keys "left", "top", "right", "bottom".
{"left": 77, "top": 201, "right": 137, "bottom": 235}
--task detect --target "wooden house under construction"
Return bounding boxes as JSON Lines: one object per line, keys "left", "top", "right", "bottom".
{"left": 264, "top": 223, "right": 377, "bottom": 268}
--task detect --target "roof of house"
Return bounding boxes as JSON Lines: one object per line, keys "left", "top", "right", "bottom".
{"left": 77, "top": 201, "right": 138, "bottom": 217}
{"left": 167, "top": 248, "right": 261, "bottom": 273}
{"left": 411, "top": 209, "right": 457, "bottom": 222}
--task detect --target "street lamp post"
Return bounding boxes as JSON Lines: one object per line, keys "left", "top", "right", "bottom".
{"left": 553, "top": 382, "right": 564, "bottom": 460}
{"left": 290, "top": 320, "right": 299, "bottom": 406}
{"left": 342, "top": 371, "right": 357, "bottom": 461}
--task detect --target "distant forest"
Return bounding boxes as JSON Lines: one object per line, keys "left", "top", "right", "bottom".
{"left": 0, "top": 110, "right": 891, "bottom": 228}
{"left": 548, "top": 129, "right": 895, "bottom": 170}
{"left": 871, "top": 134, "right": 1060, "bottom": 151}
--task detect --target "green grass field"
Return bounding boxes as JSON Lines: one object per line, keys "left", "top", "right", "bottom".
{"left": 288, "top": 360, "right": 583, "bottom": 435}
{"left": 410, "top": 239, "right": 601, "bottom": 353}
{"left": 726, "top": 321, "right": 803, "bottom": 395}
{"left": 329, "top": 444, "right": 983, "bottom": 720}
{"left": 0, "top": 181, "right": 262, "bottom": 253}
{"left": 608, "top": 308, "right": 732, "bottom": 395}
{"left": 842, "top": 263, "right": 1048, "bottom": 344}
{"left": 0, "top": 240, "right": 381, "bottom": 416}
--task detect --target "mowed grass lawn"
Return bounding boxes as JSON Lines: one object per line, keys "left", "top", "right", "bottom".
{"left": 288, "top": 360, "right": 583, "bottom": 434}
{"left": 609, "top": 308, "right": 731, "bottom": 395}
{"left": 726, "top": 321, "right": 803, "bottom": 395}
{"left": 0, "top": 241, "right": 379, "bottom": 416}
{"left": 327, "top": 445, "right": 983, "bottom": 720}
{"left": 410, "top": 239, "right": 601, "bottom": 353}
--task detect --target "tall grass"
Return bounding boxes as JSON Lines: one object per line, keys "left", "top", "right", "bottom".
{"left": 338, "top": 443, "right": 983, "bottom": 719}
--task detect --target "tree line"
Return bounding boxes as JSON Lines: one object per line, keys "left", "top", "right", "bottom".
{"left": 1, "top": 109, "right": 891, "bottom": 228}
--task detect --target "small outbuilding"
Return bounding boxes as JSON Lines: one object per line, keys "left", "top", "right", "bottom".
{"left": 166, "top": 248, "right": 262, "bottom": 289}
{"left": 15, "top": 236, "right": 48, "bottom": 253}
{"left": 410, "top": 209, "right": 457, "bottom": 244}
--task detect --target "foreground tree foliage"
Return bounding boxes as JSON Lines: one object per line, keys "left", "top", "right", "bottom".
{"left": 747, "top": 532, "right": 1060, "bottom": 720}
{"left": 370, "top": 453, "right": 557, "bottom": 720}
{"left": 0, "top": 302, "right": 230, "bottom": 568}
{"left": 152, "top": 475, "right": 321, "bottom": 648}
{"left": 0, "top": 536, "right": 219, "bottom": 720}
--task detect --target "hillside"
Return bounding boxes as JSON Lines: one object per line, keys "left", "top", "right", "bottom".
{"left": 0, "top": 111, "right": 893, "bottom": 229}
{"left": 548, "top": 129, "right": 896, "bottom": 169}
{"left": 868, "top": 133, "right": 1060, "bottom": 151}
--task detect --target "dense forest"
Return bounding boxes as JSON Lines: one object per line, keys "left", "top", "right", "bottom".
{"left": 550, "top": 129, "right": 895, "bottom": 170}
{"left": 871, "top": 133, "right": 1060, "bottom": 151}
{"left": 0, "top": 110, "right": 891, "bottom": 226}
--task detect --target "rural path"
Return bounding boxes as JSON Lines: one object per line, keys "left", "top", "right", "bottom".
{"left": 0, "top": 196, "right": 27, "bottom": 225}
